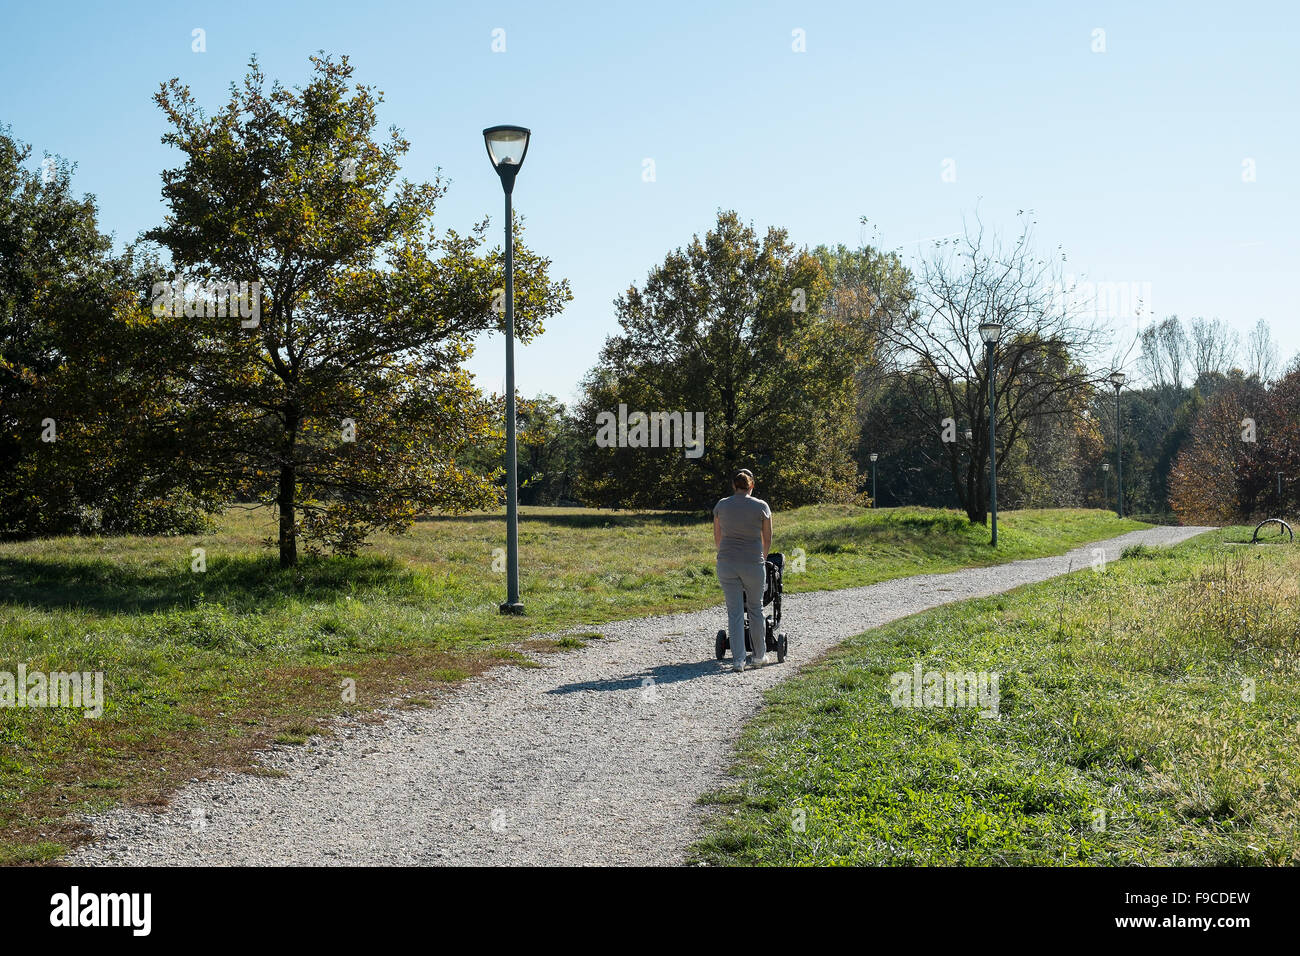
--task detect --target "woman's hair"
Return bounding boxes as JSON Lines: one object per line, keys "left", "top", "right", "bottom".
{"left": 732, "top": 470, "right": 754, "bottom": 491}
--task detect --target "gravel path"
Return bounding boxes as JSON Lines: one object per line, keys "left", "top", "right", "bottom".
{"left": 68, "top": 525, "right": 1211, "bottom": 866}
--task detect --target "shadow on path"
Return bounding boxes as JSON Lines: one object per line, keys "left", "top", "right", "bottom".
{"left": 547, "top": 657, "right": 724, "bottom": 695}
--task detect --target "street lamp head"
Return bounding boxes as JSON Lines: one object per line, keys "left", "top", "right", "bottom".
{"left": 964, "top": 428, "right": 973, "bottom": 441}
{"left": 1109, "top": 370, "right": 1127, "bottom": 389}
{"left": 978, "top": 321, "right": 1004, "bottom": 346}
{"left": 483, "top": 125, "right": 531, "bottom": 191}
{"left": 1102, "top": 462, "right": 1110, "bottom": 472}
{"left": 870, "top": 453, "right": 879, "bottom": 463}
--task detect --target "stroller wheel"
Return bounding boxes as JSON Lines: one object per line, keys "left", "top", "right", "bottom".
{"left": 777, "top": 633, "right": 787, "bottom": 663}
{"left": 715, "top": 629, "right": 728, "bottom": 660}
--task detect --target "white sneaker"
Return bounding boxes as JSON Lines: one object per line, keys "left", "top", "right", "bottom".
{"left": 732, "top": 663, "right": 746, "bottom": 673}
{"left": 748, "top": 654, "right": 766, "bottom": 669}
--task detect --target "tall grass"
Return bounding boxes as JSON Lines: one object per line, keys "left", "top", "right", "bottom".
{"left": 0, "top": 504, "right": 1144, "bottom": 862}
{"left": 693, "top": 529, "right": 1300, "bottom": 866}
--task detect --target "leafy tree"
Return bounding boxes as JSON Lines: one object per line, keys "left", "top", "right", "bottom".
{"left": 464, "top": 393, "right": 583, "bottom": 506}
{"left": 857, "top": 372, "right": 962, "bottom": 507}
{"left": 1000, "top": 381, "right": 1102, "bottom": 509}
{"left": 1240, "top": 367, "right": 1300, "bottom": 515}
{"left": 146, "top": 55, "right": 570, "bottom": 564}
{"left": 0, "top": 128, "right": 206, "bottom": 537}
{"left": 813, "top": 240, "right": 914, "bottom": 490}
{"left": 514, "top": 395, "right": 583, "bottom": 505}
{"left": 1168, "top": 375, "right": 1266, "bottom": 523}
{"left": 575, "top": 211, "right": 857, "bottom": 509}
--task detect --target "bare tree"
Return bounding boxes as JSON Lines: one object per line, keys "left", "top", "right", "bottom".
{"left": 1245, "top": 317, "right": 1279, "bottom": 383}
{"left": 1138, "top": 315, "right": 1189, "bottom": 391}
{"left": 1189, "top": 317, "right": 1240, "bottom": 382}
{"left": 872, "top": 213, "right": 1109, "bottom": 524}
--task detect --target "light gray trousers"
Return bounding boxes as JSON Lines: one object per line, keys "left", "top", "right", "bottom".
{"left": 717, "top": 555, "right": 765, "bottom": 663}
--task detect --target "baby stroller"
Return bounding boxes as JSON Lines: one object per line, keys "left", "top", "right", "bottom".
{"left": 715, "top": 552, "right": 788, "bottom": 664}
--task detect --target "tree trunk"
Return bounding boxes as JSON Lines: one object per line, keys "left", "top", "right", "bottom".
{"left": 278, "top": 462, "right": 297, "bottom": 567}
{"left": 968, "top": 472, "right": 988, "bottom": 524}
{"left": 278, "top": 405, "right": 299, "bottom": 568}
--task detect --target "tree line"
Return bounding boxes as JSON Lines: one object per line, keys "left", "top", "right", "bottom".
{"left": 505, "top": 220, "right": 1291, "bottom": 525}
{"left": 3, "top": 56, "right": 1289, "bottom": 568}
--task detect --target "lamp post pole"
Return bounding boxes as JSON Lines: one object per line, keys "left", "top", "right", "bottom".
{"left": 987, "top": 342, "right": 999, "bottom": 546}
{"left": 502, "top": 184, "right": 520, "bottom": 612}
{"left": 964, "top": 428, "right": 973, "bottom": 509}
{"left": 1102, "top": 461, "right": 1111, "bottom": 513}
{"left": 870, "top": 453, "right": 878, "bottom": 507}
{"left": 979, "top": 322, "right": 1004, "bottom": 546}
{"left": 1110, "top": 371, "right": 1127, "bottom": 519}
{"left": 483, "top": 125, "right": 531, "bottom": 615}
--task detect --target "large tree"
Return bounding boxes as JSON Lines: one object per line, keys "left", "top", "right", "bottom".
{"left": 870, "top": 215, "right": 1108, "bottom": 525}
{"left": 576, "top": 211, "right": 857, "bottom": 509}
{"left": 147, "top": 55, "right": 570, "bottom": 564}
{"left": 0, "top": 128, "right": 204, "bottom": 538}
{"left": 1168, "top": 374, "right": 1268, "bottom": 523}
{"left": 813, "top": 240, "right": 914, "bottom": 486}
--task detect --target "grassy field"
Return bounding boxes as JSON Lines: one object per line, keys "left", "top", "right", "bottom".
{"left": 691, "top": 527, "right": 1300, "bottom": 866}
{"left": 0, "top": 504, "right": 1146, "bottom": 862}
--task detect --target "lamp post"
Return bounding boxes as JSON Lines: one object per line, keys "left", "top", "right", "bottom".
{"left": 1101, "top": 461, "right": 1111, "bottom": 512}
{"left": 963, "top": 428, "right": 973, "bottom": 509}
{"left": 1109, "top": 370, "right": 1127, "bottom": 518}
{"left": 870, "top": 453, "right": 879, "bottom": 507}
{"left": 979, "top": 321, "right": 1004, "bottom": 545}
{"left": 483, "top": 125, "right": 531, "bottom": 615}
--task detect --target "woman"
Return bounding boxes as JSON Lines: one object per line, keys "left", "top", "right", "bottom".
{"left": 713, "top": 469, "right": 773, "bottom": 672}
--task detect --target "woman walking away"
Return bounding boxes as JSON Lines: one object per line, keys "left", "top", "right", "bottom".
{"left": 713, "top": 469, "right": 773, "bottom": 672}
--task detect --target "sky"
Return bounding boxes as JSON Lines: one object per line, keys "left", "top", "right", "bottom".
{"left": 2, "top": 0, "right": 1297, "bottom": 404}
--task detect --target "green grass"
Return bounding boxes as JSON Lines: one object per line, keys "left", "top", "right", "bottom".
{"left": 0, "top": 503, "right": 1145, "bottom": 862}
{"left": 691, "top": 527, "right": 1300, "bottom": 866}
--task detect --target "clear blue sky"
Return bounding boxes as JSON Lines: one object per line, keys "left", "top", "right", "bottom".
{"left": 3, "top": 0, "right": 1296, "bottom": 403}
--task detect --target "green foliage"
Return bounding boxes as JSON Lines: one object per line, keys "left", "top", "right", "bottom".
{"left": 1169, "top": 375, "right": 1272, "bottom": 523}
{"left": 575, "top": 211, "right": 857, "bottom": 510}
{"left": 464, "top": 393, "right": 583, "bottom": 505}
{"left": 145, "top": 54, "right": 571, "bottom": 564}
{"left": 0, "top": 127, "right": 210, "bottom": 538}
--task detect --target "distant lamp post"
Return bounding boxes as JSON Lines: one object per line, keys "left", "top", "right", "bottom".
{"left": 1101, "top": 461, "right": 1111, "bottom": 511}
{"left": 979, "top": 321, "right": 1005, "bottom": 545}
{"left": 1109, "top": 370, "right": 1127, "bottom": 518}
{"left": 962, "top": 428, "right": 974, "bottom": 509}
{"left": 870, "top": 453, "right": 879, "bottom": 508}
{"left": 484, "top": 125, "right": 531, "bottom": 615}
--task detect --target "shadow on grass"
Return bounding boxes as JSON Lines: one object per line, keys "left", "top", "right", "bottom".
{"left": 0, "top": 553, "right": 422, "bottom": 614}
